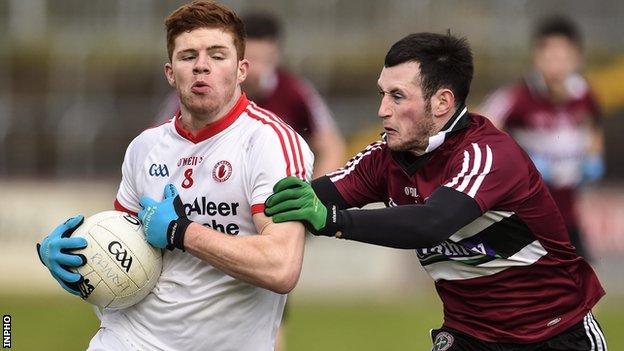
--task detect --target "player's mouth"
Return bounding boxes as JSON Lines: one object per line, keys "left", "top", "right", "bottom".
{"left": 191, "top": 81, "right": 211, "bottom": 94}
{"left": 384, "top": 127, "right": 398, "bottom": 135}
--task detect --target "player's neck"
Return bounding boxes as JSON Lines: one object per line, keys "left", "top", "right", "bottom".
{"left": 179, "top": 90, "right": 242, "bottom": 134}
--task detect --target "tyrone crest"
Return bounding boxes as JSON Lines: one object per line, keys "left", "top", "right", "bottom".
{"left": 212, "top": 160, "right": 233, "bottom": 182}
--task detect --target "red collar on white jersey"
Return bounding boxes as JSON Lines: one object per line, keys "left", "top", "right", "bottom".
{"left": 174, "top": 93, "right": 250, "bottom": 143}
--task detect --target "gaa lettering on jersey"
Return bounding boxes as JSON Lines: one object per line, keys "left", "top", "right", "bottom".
{"left": 149, "top": 164, "right": 169, "bottom": 177}
{"left": 444, "top": 143, "right": 493, "bottom": 198}
{"left": 212, "top": 160, "right": 232, "bottom": 182}
{"left": 177, "top": 156, "right": 204, "bottom": 167}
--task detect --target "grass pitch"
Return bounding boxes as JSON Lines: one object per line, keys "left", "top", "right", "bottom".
{"left": 1, "top": 293, "right": 621, "bottom": 350}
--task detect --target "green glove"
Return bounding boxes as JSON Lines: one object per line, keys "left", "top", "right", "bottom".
{"left": 264, "top": 176, "right": 341, "bottom": 236}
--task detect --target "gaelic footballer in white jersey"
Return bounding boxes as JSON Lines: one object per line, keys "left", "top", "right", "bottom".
{"left": 100, "top": 94, "right": 313, "bottom": 351}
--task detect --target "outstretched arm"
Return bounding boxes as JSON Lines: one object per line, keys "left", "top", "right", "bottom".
{"left": 265, "top": 176, "right": 482, "bottom": 249}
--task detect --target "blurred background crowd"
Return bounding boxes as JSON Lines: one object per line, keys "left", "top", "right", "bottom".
{"left": 1, "top": 0, "right": 623, "bottom": 349}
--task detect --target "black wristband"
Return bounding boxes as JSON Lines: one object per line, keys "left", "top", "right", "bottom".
{"left": 311, "top": 204, "right": 344, "bottom": 237}
{"left": 167, "top": 218, "right": 192, "bottom": 251}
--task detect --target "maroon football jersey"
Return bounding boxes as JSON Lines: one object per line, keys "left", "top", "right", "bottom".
{"left": 480, "top": 73, "right": 601, "bottom": 228}
{"left": 327, "top": 110, "right": 604, "bottom": 343}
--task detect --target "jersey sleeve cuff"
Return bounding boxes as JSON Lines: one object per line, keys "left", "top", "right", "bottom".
{"left": 114, "top": 199, "right": 138, "bottom": 216}
{"left": 251, "top": 203, "right": 265, "bottom": 215}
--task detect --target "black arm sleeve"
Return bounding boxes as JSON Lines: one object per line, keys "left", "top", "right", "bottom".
{"left": 338, "top": 186, "right": 482, "bottom": 249}
{"left": 312, "top": 176, "right": 351, "bottom": 210}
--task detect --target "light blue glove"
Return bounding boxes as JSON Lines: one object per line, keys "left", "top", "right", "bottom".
{"left": 582, "top": 154, "right": 605, "bottom": 184}
{"left": 139, "top": 184, "right": 192, "bottom": 251}
{"left": 36, "top": 215, "right": 87, "bottom": 296}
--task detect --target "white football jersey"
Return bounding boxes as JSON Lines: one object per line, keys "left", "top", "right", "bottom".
{"left": 97, "top": 94, "right": 313, "bottom": 351}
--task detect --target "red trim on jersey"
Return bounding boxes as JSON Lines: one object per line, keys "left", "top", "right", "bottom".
{"left": 251, "top": 204, "right": 265, "bottom": 215}
{"left": 174, "top": 93, "right": 249, "bottom": 144}
{"left": 248, "top": 103, "right": 302, "bottom": 178}
{"left": 114, "top": 199, "right": 138, "bottom": 216}
{"left": 246, "top": 106, "right": 306, "bottom": 179}
{"left": 247, "top": 103, "right": 306, "bottom": 180}
{"left": 257, "top": 104, "right": 307, "bottom": 181}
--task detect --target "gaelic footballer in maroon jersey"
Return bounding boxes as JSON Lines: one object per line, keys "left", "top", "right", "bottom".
{"left": 265, "top": 32, "right": 607, "bottom": 350}
{"left": 479, "top": 16, "right": 605, "bottom": 260}
{"left": 326, "top": 110, "right": 604, "bottom": 343}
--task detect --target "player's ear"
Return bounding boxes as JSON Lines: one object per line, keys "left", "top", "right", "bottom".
{"left": 430, "top": 88, "right": 455, "bottom": 117}
{"left": 237, "top": 59, "right": 249, "bottom": 84}
{"left": 164, "top": 62, "right": 176, "bottom": 88}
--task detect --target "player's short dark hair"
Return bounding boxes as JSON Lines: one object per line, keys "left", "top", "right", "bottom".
{"left": 533, "top": 15, "right": 582, "bottom": 48}
{"left": 384, "top": 32, "right": 473, "bottom": 106}
{"left": 242, "top": 12, "right": 282, "bottom": 41}
{"left": 165, "top": 1, "right": 246, "bottom": 61}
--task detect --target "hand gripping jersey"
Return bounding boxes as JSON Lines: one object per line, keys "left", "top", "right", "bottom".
{"left": 105, "top": 94, "right": 313, "bottom": 351}
{"left": 327, "top": 109, "right": 604, "bottom": 343}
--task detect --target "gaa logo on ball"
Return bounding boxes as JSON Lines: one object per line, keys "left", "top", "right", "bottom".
{"left": 70, "top": 211, "right": 163, "bottom": 309}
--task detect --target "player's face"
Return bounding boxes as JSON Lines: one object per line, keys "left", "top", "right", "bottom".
{"left": 533, "top": 35, "right": 581, "bottom": 84}
{"left": 377, "top": 61, "right": 436, "bottom": 154}
{"left": 243, "top": 39, "right": 280, "bottom": 98}
{"left": 165, "top": 27, "right": 248, "bottom": 120}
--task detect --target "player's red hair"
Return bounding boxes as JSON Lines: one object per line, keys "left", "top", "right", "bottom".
{"left": 165, "top": 1, "right": 246, "bottom": 61}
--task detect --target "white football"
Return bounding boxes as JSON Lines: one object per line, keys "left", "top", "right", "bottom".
{"left": 70, "top": 210, "right": 162, "bottom": 309}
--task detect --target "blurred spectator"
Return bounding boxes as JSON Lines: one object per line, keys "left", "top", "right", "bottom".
{"left": 155, "top": 11, "right": 346, "bottom": 180}
{"left": 479, "top": 15, "right": 605, "bottom": 260}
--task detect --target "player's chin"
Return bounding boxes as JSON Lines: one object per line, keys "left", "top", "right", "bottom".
{"left": 186, "top": 99, "right": 218, "bottom": 115}
{"left": 386, "top": 137, "right": 404, "bottom": 151}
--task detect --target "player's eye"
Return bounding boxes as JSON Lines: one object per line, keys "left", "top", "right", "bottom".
{"left": 212, "top": 55, "right": 225, "bottom": 60}
{"left": 182, "top": 55, "right": 195, "bottom": 61}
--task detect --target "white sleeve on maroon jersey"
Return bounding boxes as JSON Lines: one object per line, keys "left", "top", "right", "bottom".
{"left": 443, "top": 141, "right": 526, "bottom": 212}
{"left": 479, "top": 85, "right": 516, "bottom": 127}
{"left": 245, "top": 124, "right": 314, "bottom": 211}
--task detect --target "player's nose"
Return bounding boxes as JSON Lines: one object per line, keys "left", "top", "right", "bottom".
{"left": 378, "top": 96, "right": 392, "bottom": 119}
{"left": 193, "top": 54, "right": 211, "bottom": 75}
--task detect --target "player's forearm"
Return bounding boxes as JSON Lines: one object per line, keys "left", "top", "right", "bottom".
{"left": 183, "top": 222, "right": 304, "bottom": 294}
{"left": 337, "top": 187, "right": 482, "bottom": 249}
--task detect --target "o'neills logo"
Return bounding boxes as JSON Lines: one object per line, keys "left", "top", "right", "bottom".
{"left": 212, "top": 160, "right": 232, "bottom": 182}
